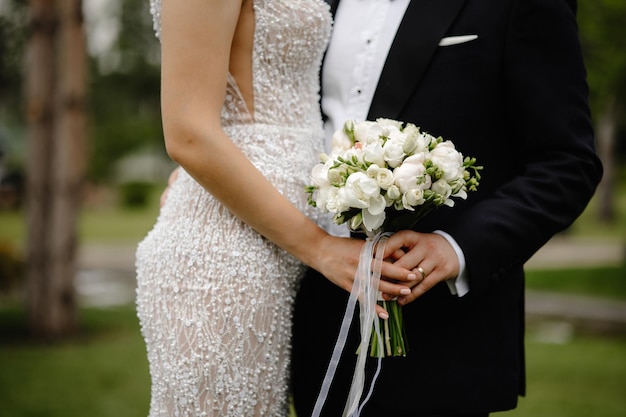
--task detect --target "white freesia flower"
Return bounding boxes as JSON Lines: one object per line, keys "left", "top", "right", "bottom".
{"left": 310, "top": 162, "right": 330, "bottom": 188}
{"left": 340, "top": 172, "right": 380, "bottom": 209}
{"left": 362, "top": 198, "right": 386, "bottom": 231}
{"left": 416, "top": 132, "right": 433, "bottom": 153}
{"left": 398, "top": 124, "right": 422, "bottom": 156}
{"left": 402, "top": 134, "right": 418, "bottom": 155}
{"left": 453, "top": 187, "right": 468, "bottom": 199}
{"left": 375, "top": 118, "right": 404, "bottom": 130}
{"left": 350, "top": 212, "right": 363, "bottom": 230}
{"left": 362, "top": 140, "right": 386, "bottom": 167}
{"left": 327, "top": 166, "right": 346, "bottom": 186}
{"left": 354, "top": 121, "right": 385, "bottom": 144}
{"left": 331, "top": 128, "right": 353, "bottom": 153}
{"left": 384, "top": 124, "right": 405, "bottom": 144}
{"left": 431, "top": 178, "right": 453, "bottom": 206}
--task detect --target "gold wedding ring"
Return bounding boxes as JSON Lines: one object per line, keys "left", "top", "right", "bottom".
{"left": 417, "top": 266, "right": 426, "bottom": 280}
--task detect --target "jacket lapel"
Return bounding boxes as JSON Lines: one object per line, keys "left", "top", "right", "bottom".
{"left": 368, "top": 0, "right": 467, "bottom": 120}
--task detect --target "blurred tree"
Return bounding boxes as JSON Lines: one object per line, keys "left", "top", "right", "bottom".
{"left": 0, "top": 0, "right": 27, "bottom": 120}
{"left": 24, "top": 0, "right": 87, "bottom": 340}
{"left": 578, "top": 0, "right": 626, "bottom": 222}
{"left": 1, "top": 0, "right": 162, "bottom": 185}
{"left": 87, "top": 0, "right": 163, "bottom": 183}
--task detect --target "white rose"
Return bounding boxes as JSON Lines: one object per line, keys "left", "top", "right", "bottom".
{"left": 325, "top": 187, "right": 347, "bottom": 214}
{"left": 367, "top": 165, "right": 394, "bottom": 190}
{"left": 429, "top": 141, "right": 465, "bottom": 181}
{"left": 383, "top": 140, "right": 405, "bottom": 168}
{"left": 385, "top": 184, "right": 401, "bottom": 203}
{"left": 402, "top": 188, "right": 425, "bottom": 209}
{"left": 393, "top": 153, "right": 427, "bottom": 193}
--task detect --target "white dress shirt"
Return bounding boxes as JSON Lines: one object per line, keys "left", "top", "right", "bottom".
{"left": 322, "top": 0, "right": 469, "bottom": 296}
{"left": 322, "top": 0, "right": 410, "bottom": 146}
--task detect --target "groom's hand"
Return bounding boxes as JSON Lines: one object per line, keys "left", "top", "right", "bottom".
{"left": 314, "top": 235, "right": 417, "bottom": 319}
{"left": 381, "top": 230, "right": 460, "bottom": 305}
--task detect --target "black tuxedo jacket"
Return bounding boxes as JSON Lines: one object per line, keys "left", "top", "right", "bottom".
{"left": 292, "top": 0, "right": 602, "bottom": 415}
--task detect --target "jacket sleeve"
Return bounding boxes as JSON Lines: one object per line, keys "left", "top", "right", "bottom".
{"left": 447, "top": 0, "right": 602, "bottom": 294}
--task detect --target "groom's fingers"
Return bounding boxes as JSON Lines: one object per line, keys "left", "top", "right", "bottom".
{"left": 397, "top": 275, "right": 438, "bottom": 305}
{"left": 383, "top": 230, "right": 420, "bottom": 258}
{"left": 397, "top": 264, "right": 451, "bottom": 305}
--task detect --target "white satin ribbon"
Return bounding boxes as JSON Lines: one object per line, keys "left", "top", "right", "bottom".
{"left": 311, "top": 231, "right": 390, "bottom": 417}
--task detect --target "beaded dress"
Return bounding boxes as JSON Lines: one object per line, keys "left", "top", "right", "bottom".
{"left": 135, "top": 1, "right": 332, "bottom": 416}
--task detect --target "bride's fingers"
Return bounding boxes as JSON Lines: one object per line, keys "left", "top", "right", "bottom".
{"left": 380, "top": 261, "right": 419, "bottom": 283}
{"left": 397, "top": 267, "right": 447, "bottom": 305}
{"left": 377, "top": 279, "right": 412, "bottom": 298}
{"left": 376, "top": 304, "right": 389, "bottom": 320}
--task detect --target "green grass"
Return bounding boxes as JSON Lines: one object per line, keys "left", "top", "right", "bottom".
{"left": 497, "top": 334, "right": 626, "bottom": 417}
{"left": 0, "top": 186, "right": 162, "bottom": 245}
{"left": 0, "top": 304, "right": 625, "bottom": 417}
{"left": 567, "top": 174, "right": 626, "bottom": 240}
{"left": 0, "top": 177, "right": 623, "bottom": 417}
{"left": 0, "top": 305, "right": 151, "bottom": 417}
{"left": 525, "top": 265, "right": 626, "bottom": 300}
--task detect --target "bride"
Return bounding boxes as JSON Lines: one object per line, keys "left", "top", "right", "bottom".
{"left": 135, "top": 1, "right": 414, "bottom": 416}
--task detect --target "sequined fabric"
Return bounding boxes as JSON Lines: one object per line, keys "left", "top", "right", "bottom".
{"left": 136, "top": 1, "right": 332, "bottom": 416}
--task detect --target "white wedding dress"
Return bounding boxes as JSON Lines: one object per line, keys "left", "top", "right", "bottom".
{"left": 135, "top": 1, "right": 331, "bottom": 416}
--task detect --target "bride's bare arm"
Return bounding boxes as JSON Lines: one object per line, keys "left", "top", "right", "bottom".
{"left": 159, "top": 0, "right": 413, "bottom": 299}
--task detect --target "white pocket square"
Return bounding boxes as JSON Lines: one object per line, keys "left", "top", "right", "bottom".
{"left": 439, "top": 34, "right": 478, "bottom": 47}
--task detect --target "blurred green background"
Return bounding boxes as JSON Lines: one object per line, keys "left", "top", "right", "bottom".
{"left": 1, "top": 0, "right": 625, "bottom": 416}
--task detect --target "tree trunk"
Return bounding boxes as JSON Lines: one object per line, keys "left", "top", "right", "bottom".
{"left": 24, "top": 0, "right": 86, "bottom": 340}
{"left": 595, "top": 98, "right": 617, "bottom": 223}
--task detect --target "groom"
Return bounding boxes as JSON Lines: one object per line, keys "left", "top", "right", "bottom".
{"left": 291, "top": 0, "right": 602, "bottom": 416}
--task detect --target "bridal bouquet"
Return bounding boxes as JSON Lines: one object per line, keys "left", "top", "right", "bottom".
{"left": 306, "top": 118, "right": 481, "bottom": 358}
